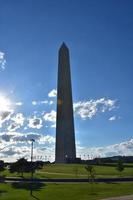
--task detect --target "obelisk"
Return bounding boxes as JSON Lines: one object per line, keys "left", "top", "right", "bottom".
{"left": 55, "top": 43, "right": 76, "bottom": 163}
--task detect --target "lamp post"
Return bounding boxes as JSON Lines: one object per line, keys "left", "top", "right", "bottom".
{"left": 30, "top": 139, "right": 35, "bottom": 179}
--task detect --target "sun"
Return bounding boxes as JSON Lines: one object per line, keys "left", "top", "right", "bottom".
{"left": 0, "top": 95, "right": 12, "bottom": 111}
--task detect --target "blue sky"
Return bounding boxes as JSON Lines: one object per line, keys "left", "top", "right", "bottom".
{"left": 0, "top": 0, "right": 133, "bottom": 161}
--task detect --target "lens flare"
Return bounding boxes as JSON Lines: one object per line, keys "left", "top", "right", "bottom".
{"left": 0, "top": 95, "right": 11, "bottom": 111}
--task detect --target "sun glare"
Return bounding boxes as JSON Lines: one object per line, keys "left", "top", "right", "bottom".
{"left": 0, "top": 95, "right": 11, "bottom": 111}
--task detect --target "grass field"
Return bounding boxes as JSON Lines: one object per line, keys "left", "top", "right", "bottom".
{"left": 0, "top": 164, "right": 133, "bottom": 200}
{"left": 1, "top": 163, "right": 133, "bottom": 179}
{"left": 38, "top": 164, "right": 133, "bottom": 178}
{"left": 0, "top": 182, "right": 133, "bottom": 200}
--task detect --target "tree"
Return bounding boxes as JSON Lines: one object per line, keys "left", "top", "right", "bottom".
{"left": 85, "top": 165, "right": 95, "bottom": 182}
{"left": 10, "top": 158, "right": 43, "bottom": 178}
{"left": 85, "top": 165, "right": 96, "bottom": 195}
{"left": 10, "top": 158, "right": 30, "bottom": 177}
{"left": 116, "top": 159, "right": 124, "bottom": 176}
{"left": 0, "top": 160, "right": 5, "bottom": 177}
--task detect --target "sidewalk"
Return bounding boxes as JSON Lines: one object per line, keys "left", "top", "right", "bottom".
{"left": 101, "top": 194, "right": 133, "bottom": 200}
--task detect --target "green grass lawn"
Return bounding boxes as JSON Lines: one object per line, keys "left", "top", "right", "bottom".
{"left": 0, "top": 182, "right": 133, "bottom": 200}
{"left": 39, "top": 163, "right": 133, "bottom": 178}
{"left": 35, "top": 163, "right": 133, "bottom": 178}
{"left": 1, "top": 163, "right": 133, "bottom": 179}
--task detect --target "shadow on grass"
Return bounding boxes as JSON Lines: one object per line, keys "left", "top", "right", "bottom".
{"left": 0, "top": 190, "right": 7, "bottom": 196}
{"left": 11, "top": 182, "right": 46, "bottom": 200}
{"left": 0, "top": 180, "right": 8, "bottom": 196}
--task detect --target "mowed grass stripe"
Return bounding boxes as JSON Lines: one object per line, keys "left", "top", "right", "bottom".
{"left": 0, "top": 182, "right": 133, "bottom": 200}
{"left": 1, "top": 164, "right": 133, "bottom": 179}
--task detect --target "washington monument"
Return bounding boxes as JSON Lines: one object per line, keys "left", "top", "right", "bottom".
{"left": 55, "top": 43, "right": 76, "bottom": 163}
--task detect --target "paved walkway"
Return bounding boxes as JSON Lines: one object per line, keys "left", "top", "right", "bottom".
{"left": 1, "top": 176, "right": 133, "bottom": 183}
{"left": 101, "top": 194, "right": 133, "bottom": 200}
{"left": 37, "top": 171, "right": 86, "bottom": 176}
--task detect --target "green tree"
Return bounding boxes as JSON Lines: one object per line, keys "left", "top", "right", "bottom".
{"left": 116, "top": 159, "right": 125, "bottom": 176}
{"left": 85, "top": 165, "right": 96, "bottom": 195}
{"left": 10, "top": 158, "right": 43, "bottom": 178}
{"left": 10, "top": 158, "right": 30, "bottom": 177}
{"left": 85, "top": 165, "right": 95, "bottom": 182}
{"left": 0, "top": 160, "right": 5, "bottom": 177}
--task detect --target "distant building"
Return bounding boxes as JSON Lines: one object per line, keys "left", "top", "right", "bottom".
{"left": 55, "top": 43, "right": 76, "bottom": 163}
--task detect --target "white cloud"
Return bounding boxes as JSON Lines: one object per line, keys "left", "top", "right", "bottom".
{"left": 12, "top": 113, "right": 25, "bottom": 126}
{"left": 0, "top": 111, "right": 12, "bottom": 121}
{"left": 49, "top": 100, "right": 54, "bottom": 105}
{"left": 1, "top": 147, "right": 22, "bottom": 156}
{"left": 109, "top": 116, "right": 116, "bottom": 121}
{"left": 32, "top": 100, "right": 51, "bottom": 105}
{"left": 51, "top": 123, "right": 56, "bottom": 128}
{"left": 0, "top": 52, "right": 4, "bottom": 60}
{"left": 43, "top": 110, "right": 56, "bottom": 122}
{"left": 73, "top": 98, "right": 116, "bottom": 119}
{"left": 48, "top": 89, "right": 57, "bottom": 97}
{"left": 32, "top": 101, "right": 38, "bottom": 105}
{"left": 0, "top": 95, "right": 12, "bottom": 112}
{"left": 0, "top": 144, "right": 55, "bottom": 162}
{"left": 0, "top": 96, "right": 24, "bottom": 128}
{"left": 0, "top": 132, "right": 55, "bottom": 162}
{"left": 13, "top": 133, "right": 41, "bottom": 143}
{"left": 0, "top": 132, "right": 55, "bottom": 145}
{"left": 108, "top": 115, "right": 121, "bottom": 121}
{"left": 24, "top": 126, "right": 28, "bottom": 130}
{"left": 0, "top": 145, "right": 31, "bottom": 161}
{"left": 41, "top": 100, "right": 49, "bottom": 104}
{"left": 39, "top": 135, "right": 55, "bottom": 144}
{"left": 0, "top": 51, "right": 6, "bottom": 71}
{"left": 0, "top": 110, "right": 14, "bottom": 127}
{"left": 42, "top": 98, "right": 116, "bottom": 124}
{"left": 7, "top": 123, "right": 20, "bottom": 132}
{"left": 7, "top": 113, "right": 25, "bottom": 131}
{"left": 28, "top": 117, "right": 43, "bottom": 129}
{"left": 77, "top": 139, "right": 133, "bottom": 158}
{"left": 15, "top": 102, "right": 23, "bottom": 106}
{"left": 0, "top": 132, "right": 133, "bottom": 162}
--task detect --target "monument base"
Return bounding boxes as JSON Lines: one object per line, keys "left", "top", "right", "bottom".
{"left": 66, "top": 157, "right": 81, "bottom": 164}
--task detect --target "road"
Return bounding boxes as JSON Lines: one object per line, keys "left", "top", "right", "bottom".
{"left": 0, "top": 177, "right": 133, "bottom": 183}
{"left": 101, "top": 194, "right": 133, "bottom": 200}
